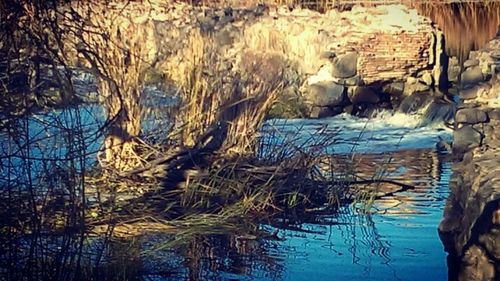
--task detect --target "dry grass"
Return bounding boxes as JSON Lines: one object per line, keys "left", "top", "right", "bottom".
{"left": 412, "top": 2, "right": 500, "bottom": 63}
{"left": 169, "top": 31, "right": 289, "bottom": 156}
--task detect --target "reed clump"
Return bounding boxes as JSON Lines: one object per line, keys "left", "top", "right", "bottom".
{"left": 81, "top": 31, "right": 365, "bottom": 246}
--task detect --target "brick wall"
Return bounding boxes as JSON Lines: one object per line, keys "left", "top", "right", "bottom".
{"left": 357, "top": 31, "right": 433, "bottom": 83}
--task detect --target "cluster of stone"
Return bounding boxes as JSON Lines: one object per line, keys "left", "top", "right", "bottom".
{"left": 62, "top": 2, "right": 452, "bottom": 118}
{"left": 285, "top": 5, "right": 446, "bottom": 118}
{"left": 61, "top": 1, "right": 495, "bottom": 122}
{"left": 439, "top": 37, "right": 500, "bottom": 281}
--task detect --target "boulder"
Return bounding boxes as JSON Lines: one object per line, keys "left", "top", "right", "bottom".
{"left": 461, "top": 67, "right": 484, "bottom": 89}
{"left": 456, "top": 108, "right": 488, "bottom": 124}
{"left": 406, "top": 76, "right": 418, "bottom": 85}
{"left": 459, "top": 87, "right": 479, "bottom": 100}
{"left": 453, "top": 126, "right": 482, "bottom": 153}
{"left": 398, "top": 92, "right": 434, "bottom": 113}
{"left": 345, "top": 75, "right": 363, "bottom": 86}
{"left": 347, "top": 86, "right": 380, "bottom": 104}
{"left": 478, "top": 228, "right": 500, "bottom": 260}
{"left": 382, "top": 82, "right": 404, "bottom": 96}
{"left": 404, "top": 82, "right": 430, "bottom": 96}
{"left": 306, "top": 82, "right": 346, "bottom": 107}
{"left": 464, "top": 59, "right": 480, "bottom": 69}
{"left": 331, "top": 52, "right": 358, "bottom": 79}
{"left": 343, "top": 104, "right": 354, "bottom": 115}
{"left": 487, "top": 109, "right": 500, "bottom": 120}
{"left": 448, "top": 64, "right": 462, "bottom": 83}
{"left": 421, "top": 72, "right": 434, "bottom": 86}
{"left": 459, "top": 245, "right": 496, "bottom": 281}
{"left": 310, "top": 106, "right": 341, "bottom": 118}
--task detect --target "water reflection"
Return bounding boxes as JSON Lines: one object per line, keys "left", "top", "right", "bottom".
{"left": 0, "top": 104, "right": 453, "bottom": 280}
{"left": 77, "top": 147, "right": 451, "bottom": 281}
{"left": 413, "top": 2, "right": 500, "bottom": 63}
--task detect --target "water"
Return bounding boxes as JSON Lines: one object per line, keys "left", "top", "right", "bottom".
{"left": 247, "top": 116, "right": 450, "bottom": 281}
{"left": 0, "top": 104, "right": 453, "bottom": 280}
{"left": 126, "top": 112, "right": 453, "bottom": 280}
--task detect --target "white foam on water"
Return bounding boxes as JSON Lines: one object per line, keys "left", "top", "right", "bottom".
{"left": 263, "top": 110, "right": 452, "bottom": 155}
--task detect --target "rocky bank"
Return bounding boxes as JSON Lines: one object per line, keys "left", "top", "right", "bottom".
{"left": 439, "top": 37, "right": 500, "bottom": 281}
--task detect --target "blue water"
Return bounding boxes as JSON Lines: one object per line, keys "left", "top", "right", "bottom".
{"left": 258, "top": 114, "right": 451, "bottom": 280}
{"left": 0, "top": 104, "right": 453, "bottom": 280}
{"left": 143, "top": 113, "right": 453, "bottom": 281}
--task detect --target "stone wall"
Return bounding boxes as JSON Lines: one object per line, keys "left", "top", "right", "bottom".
{"left": 63, "top": 1, "right": 445, "bottom": 119}
{"left": 245, "top": 5, "right": 445, "bottom": 118}
{"left": 439, "top": 39, "right": 500, "bottom": 281}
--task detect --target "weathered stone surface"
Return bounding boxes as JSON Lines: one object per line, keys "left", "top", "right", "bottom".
{"left": 460, "top": 87, "right": 479, "bottom": 100}
{"left": 345, "top": 76, "right": 362, "bottom": 86}
{"left": 479, "top": 228, "right": 500, "bottom": 260}
{"left": 382, "top": 82, "right": 405, "bottom": 96}
{"left": 330, "top": 52, "right": 358, "bottom": 79}
{"left": 347, "top": 86, "right": 380, "bottom": 104}
{"left": 406, "top": 76, "right": 418, "bottom": 84}
{"left": 306, "top": 82, "right": 346, "bottom": 107}
{"left": 398, "top": 92, "right": 434, "bottom": 113}
{"left": 453, "top": 126, "right": 482, "bottom": 152}
{"left": 461, "top": 67, "right": 485, "bottom": 88}
{"left": 488, "top": 109, "right": 500, "bottom": 120}
{"left": 456, "top": 108, "right": 489, "bottom": 124}
{"left": 464, "top": 59, "right": 480, "bottom": 68}
{"left": 440, "top": 68, "right": 500, "bottom": 281}
{"left": 310, "top": 106, "right": 340, "bottom": 118}
{"left": 448, "top": 57, "right": 461, "bottom": 82}
{"left": 459, "top": 245, "right": 496, "bottom": 281}
{"left": 421, "top": 72, "right": 434, "bottom": 86}
{"left": 403, "top": 81, "right": 430, "bottom": 96}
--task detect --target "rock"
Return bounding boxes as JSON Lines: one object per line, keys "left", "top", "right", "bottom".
{"left": 403, "top": 81, "right": 430, "bottom": 96}
{"left": 330, "top": 52, "right": 358, "bottom": 78}
{"left": 398, "top": 92, "right": 433, "bottom": 113}
{"left": 459, "top": 87, "right": 479, "bottom": 100}
{"left": 459, "top": 245, "right": 496, "bottom": 281}
{"left": 306, "top": 82, "right": 346, "bottom": 107}
{"left": 343, "top": 104, "right": 354, "bottom": 115}
{"left": 449, "top": 66, "right": 462, "bottom": 83}
{"left": 345, "top": 76, "right": 362, "bottom": 86}
{"left": 453, "top": 126, "right": 482, "bottom": 153}
{"left": 310, "top": 106, "right": 341, "bottom": 118}
{"left": 479, "top": 228, "right": 500, "bottom": 260}
{"left": 215, "top": 29, "right": 233, "bottom": 46}
{"left": 320, "top": 50, "right": 336, "bottom": 59}
{"left": 493, "top": 208, "right": 500, "bottom": 225}
{"left": 421, "top": 72, "right": 434, "bottom": 86}
{"left": 488, "top": 109, "right": 500, "bottom": 120}
{"left": 406, "top": 76, "right": 418, "bottom": 85}
{"left": 469, "top": 51, "right": 479, "bottom": 60}
{"left": 347, "top": 86, "right": 380, "bottom": 104}
{"left": 456, "top": 108, "right": 488, "bottom": 124}
{"left": 448, "top": 57, "right": 461, "bottom": 83}
{"left": 461, "top": 67, "right": 484, "bottom": 89}
{"left": 464, "top": 59, "right": 480, "bottom": 68}
{"left": 383, "top": 82, "right": 404, "bottom": 96}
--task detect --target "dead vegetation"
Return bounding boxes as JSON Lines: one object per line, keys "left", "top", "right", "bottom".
{"left": 0, "top": 1, "right": 420, "bottom": 279}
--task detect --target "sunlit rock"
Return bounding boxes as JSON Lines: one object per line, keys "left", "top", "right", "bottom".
{"left": 461, "top": 67, "right": 485, "bottom": 89}
{"left": 330, "top": 52, "right": 358, "bottom": 79}
{"left": 456, "top": 108, "right": 488, "bottom": 124}
{"left": 453, "top": 126, "right": 482, "bottom": 153}
{"left": 306, "top": 81, "right": 346, "bottom": 107}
